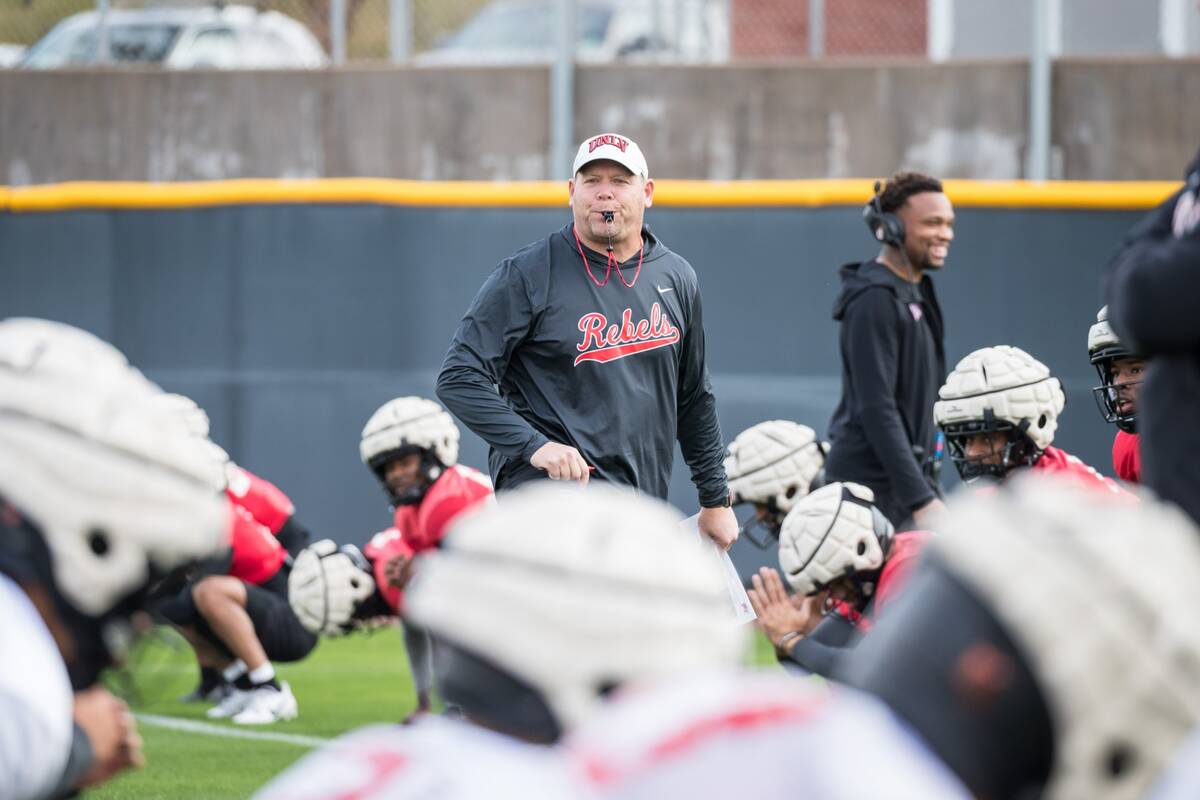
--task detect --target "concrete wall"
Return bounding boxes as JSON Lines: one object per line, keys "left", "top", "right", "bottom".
{"left": 1, "top": 60, "right": 1197, "bottom": 183}
{"left": 0, "top": 198, "right": 1146, "bottom": 575}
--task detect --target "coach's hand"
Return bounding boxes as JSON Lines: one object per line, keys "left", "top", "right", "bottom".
{"left": 530, "top": 441, "right": 591, "bottom": 484}
{"left": 698, "top": 505, "right": 738, "bottom": 550}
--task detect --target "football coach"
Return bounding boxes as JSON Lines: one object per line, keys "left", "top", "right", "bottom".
{"left": 436, "top": 132, "right": 737, "bottom": 549}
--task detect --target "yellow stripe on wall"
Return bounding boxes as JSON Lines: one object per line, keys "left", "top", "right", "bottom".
{"left": 0, "top": 178, "right": 1180, "bottom": 213}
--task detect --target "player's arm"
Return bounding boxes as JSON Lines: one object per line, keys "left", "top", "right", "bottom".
{"left": 842, "top": 290, "right": 936, "bottom": 514}
{"left": 1107, "top": 187, "right": 1200, "bottom": 354}
{"left": 436, "top": 261, "right": 550, "bottom": 462}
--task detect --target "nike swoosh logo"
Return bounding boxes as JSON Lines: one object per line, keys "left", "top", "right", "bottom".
{"left": 656, "top": 285, "right": 674, "bottom": 294}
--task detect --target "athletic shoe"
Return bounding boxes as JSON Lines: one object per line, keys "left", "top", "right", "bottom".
{"left": 206, "top": 687, "right": 253, "bottom": 719}
{"left": 232, "top": 681, "right": 298, "bottom": 725}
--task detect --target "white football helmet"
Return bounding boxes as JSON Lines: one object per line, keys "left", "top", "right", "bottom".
{"left": 934, "top": 345, "right": 1066, "bottom": 481}
{"left": 777, "top": 482, "right": 894, "bottom": 598}
{"left": 154, "top": 392, "right": 212, "bottom": 438}
{"left": 0, "top": 319, "right": 231, "bottom": 683}
{"left": 1087, "top": 306, "right": 1140, "bottom": 434}
{"left": 289, "top": 539, "right": 378, "bottom": 636}
{"left": 725, "top": 420, "right": 826, "bottom": 514}
{"left": 405, "top": 483, "right": 746, "bottom": 737}
{"left": 360, "top": 396, "right": 460, "bottom": 505}
{"left": 933, "top": 476, "right": 1200, "bottom": 800}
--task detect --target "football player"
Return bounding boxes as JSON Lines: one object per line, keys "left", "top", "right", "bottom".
{"left": 748, "top": 481, "right": 930, "bottom": 677}
{"left": 1087, "top": 306, "right": 1144, "bottom": 483}
{"left": 0, "top": 319, "right": 230, "bottom": 798}
{"left": 843, "top": 476, "right": 1200, "bottom": 799}
{"left": 723, "top": 419, "right": 827, "bottom": 546}
{"left": 934, "top": 345, "right": 1124, "bottom": 494}
{"left": 256, "top": 483, "right": 744, "bottom": 799}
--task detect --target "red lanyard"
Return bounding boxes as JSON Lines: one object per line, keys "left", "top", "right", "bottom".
{"left": 572, "top": 225, "right": 644, "bottom": 289}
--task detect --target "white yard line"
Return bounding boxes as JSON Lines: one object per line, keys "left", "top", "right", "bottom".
{"left": 135, "top": 713, "right": 332, "bottom": 748}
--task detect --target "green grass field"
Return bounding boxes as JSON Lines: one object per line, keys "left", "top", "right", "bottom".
{"left": 87, "top": 626, "right": 779, "bottom": 799}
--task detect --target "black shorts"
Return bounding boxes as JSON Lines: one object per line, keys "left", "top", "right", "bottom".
{"left": 177, "top": 567, "right": 318, "bottom": 664}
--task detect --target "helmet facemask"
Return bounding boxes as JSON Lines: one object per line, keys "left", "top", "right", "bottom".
{"left": 369, "top": 445, "right": 446, "bottom": 507}
{"left": 1089, "top": 348, "right": 1140, "bottom": 434}
{"left": 942, "top": 411, "right": 1041, "bottom": 482}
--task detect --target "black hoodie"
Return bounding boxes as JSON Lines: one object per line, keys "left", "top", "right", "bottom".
{"left": 825, "top": 260, "right": 945, "bottom": 523}
{"left": 437, "top": 223, "right": 728, "bottom": 507}
{"left": 1106, "top": 148, "right": 1200, "bottom": 527}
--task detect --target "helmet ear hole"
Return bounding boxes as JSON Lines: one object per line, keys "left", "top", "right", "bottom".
{"left": 856, "top": 540, "right": 866, "bottom": 556}
{"left": 785, "top": 485, "right": 798, "bottom": 499}
{"left": 1038, "top": 414, "right": 1048, "bottom": 428}
{"left": 88, "top": 528, "right": 110, "bottom": 557}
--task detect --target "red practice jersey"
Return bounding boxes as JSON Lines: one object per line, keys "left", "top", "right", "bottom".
{"left": 391, "top": 465, "right": 494, "bottom": 554}
{"left": 227, "top": 466, "right": 295, "bottom": 534}
{"left": 228, "top": 503, "right": 287, "bottom": 585}
{"left": 363, "top": 527, "right": 414, "bottom": 615}
{"left": 845, "top": 530, "right": 930, "bottom": 632}
{"left": 1032, "top": 445, "right": 1130, "bottom": 497}
{"left": 1112, "top": 431, "right": 1141, "bottom": 484}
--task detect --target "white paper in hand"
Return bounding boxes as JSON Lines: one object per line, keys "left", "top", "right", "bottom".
{"left": 681, "top": 513, "right": 757, "bottom": 625}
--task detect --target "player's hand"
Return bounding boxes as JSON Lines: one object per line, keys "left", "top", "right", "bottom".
{"left": 697, "top": 505, "right": 738, "bottom": 550}
{"left": 383, "top": 553, "right": 415, "bottom": 590}
{"left": 747, "top": 568, "right": 826, "bottom": 650}
{"left": 74, "top": 687, "right": 145, "bottom": 789}
{"left": 530, "top": 442, "right": 591, "bottom": 484}
{"left": 911, "top": 497, "right": 947, "bottom": 529}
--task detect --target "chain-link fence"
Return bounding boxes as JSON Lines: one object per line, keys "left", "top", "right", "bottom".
{"left": 2, "top": 0, "right": 1200, "bottom": 66}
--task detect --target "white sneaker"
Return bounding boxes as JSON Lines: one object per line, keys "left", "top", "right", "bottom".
{"left": 206, "top": 688, "right": 252, "bottom": 719}
{"left": 232, "top": 681, "right": 298, "bottom": 725}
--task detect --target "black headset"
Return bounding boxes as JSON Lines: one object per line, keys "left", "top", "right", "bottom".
{"left": 862, "top": 180, "right": 906, "bottom": 247}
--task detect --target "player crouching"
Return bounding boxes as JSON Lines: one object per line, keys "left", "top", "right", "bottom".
{"left": 723, "top": 419, "right": 827, "bottom": 546}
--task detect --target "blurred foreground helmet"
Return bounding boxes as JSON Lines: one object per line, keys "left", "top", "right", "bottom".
{"left": 1087, "top": 305, "right": 1141, "bottom": 434}
{"left": 149, "top": 391, "right": 232, "bottom": 492}
{"left": 0, "top": 318, "right": 231, "bottom": 687}
{"left": 360, "top": 396, "right": 460, "bottom": 506}
{"left": 934, "top": 345, "right": 1066, "bottom": 481}
{"left": 405, "top": 483, "right": 745, "bottom": 742}
{"left": 289, "top": 539, "right": 377, "bottom": 636}
{"left": 778, "top": 482, "right": 894, "bottom": 598}
{"left": 844, "top": 476, "right": 1200, "bottom": 800}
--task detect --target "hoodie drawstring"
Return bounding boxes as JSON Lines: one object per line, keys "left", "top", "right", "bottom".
{"left": 572, "top": 225, "right": 644, "bottom": 289}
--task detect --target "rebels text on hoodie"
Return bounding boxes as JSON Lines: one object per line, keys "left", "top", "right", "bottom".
{"left": 436, "top": 223, "right": 728, "bottom": 507}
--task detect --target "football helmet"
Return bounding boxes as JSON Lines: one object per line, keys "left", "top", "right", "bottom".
{"left": 1087, "top": 306, "right": 1141, "bottom": 434}
{"left": 405, "top": 483, "right": 745, "bottom": 741}
{"left": 777, "top": 482, "right": 894, "bottom": 602}
{"left": 289, "top": 539, "right": 378, "bottom": 636}
{"left": 0, "top": 318, "right": 231, "bottom": 687}
{"left": 360, "top": 397, "right": 460, "bottom": 506}
{"left": 934, "top": 346, "right": 1065, "bottom": 482}
{"left": 724, "top": 420, "right": 826, "bottom": 547}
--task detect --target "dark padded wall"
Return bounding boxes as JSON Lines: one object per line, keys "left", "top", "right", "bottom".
{"left": 0, "top": 201, "right": 1139, "bottom": 575}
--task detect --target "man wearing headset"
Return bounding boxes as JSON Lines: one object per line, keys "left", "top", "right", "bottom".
{"left": 825, "top": 172, "right": 954, "bottom": 529}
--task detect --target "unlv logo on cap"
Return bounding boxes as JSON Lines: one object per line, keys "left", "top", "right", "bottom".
{"left": 575, "top": 303, "right": 681, "bottom": 365}
{"left": 588, "top": 134, "right": 630, "bottom": 154}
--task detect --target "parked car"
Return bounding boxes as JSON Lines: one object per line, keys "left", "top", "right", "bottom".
{"left": 21, "top": 4, "right": 326, "bottom": 69}
{"left": 416, "top": 0, "right": 729, "bottom": 65}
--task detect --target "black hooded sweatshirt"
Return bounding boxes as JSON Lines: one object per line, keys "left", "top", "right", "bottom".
{"left": 1106, "top": 148, "right": 1200, "bottom": 527}
{"left": 825, "top": 260, "right": 945, "bottom": 524}
{"left": 436, "top": 223, "right": 728, "bottom": 507}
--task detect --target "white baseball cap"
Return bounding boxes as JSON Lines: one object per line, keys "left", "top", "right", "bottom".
{"left": 572, "top": 133, "right": 649, "bottom": 179}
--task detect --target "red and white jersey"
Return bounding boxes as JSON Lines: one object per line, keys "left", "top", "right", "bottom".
{"left": 874, "top": 530, "right": 930, "bottom": 612}
{"left": 228, "top": 503, "right": 287, "bottom": 586}
{"left": 226, "top": 466, "right": 294, "bottom": 535}
{"left": 252, "top": 716, "right": 573, "bottom": 800}
{"left": 1031, "top": 445, "right": 1131, "bottom": 498}
{"left": 392, "top": 465, "right": 494, "bottom": 554}
{"left": 363, "top": 527, "right": 414, "bottom": 615}
{"left": 562, "top": 670, "right": 970, "bottom": 800}
{"left": 1113, "top": 431, "right": 1142, "bottom": 484}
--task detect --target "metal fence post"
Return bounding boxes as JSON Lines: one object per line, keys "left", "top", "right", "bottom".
{"left": 389, "top": 0, "right": 411, "bottom": 63}
{"left": 95, "top": 0, "right": 111, "bottom": 65}
{"left": 1027, "top": 0, "right": 1052, "bottom": 180}
{"left": 331, "top": 0, "right": 348, "bottom": 65}
{"left": 808, "top": 0, "right": 824, "bottom": 58}
{"left": 551, "top": 0, "right": 575, "bottom": 178}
